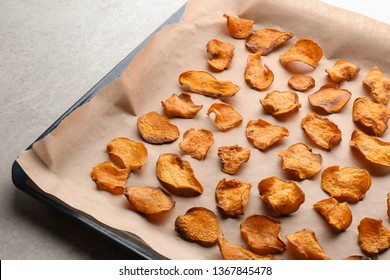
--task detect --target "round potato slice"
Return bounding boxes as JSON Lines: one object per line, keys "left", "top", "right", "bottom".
{"left": 313, "top": 197, "right": 352, "bottom": 232}
{"left": 308, "top": 83, "right": 351, "bottom": 113}
{"left": 217, "top": 145, "right": 251, "bottom": 175}
{"left": 260, "top": 90, "right": 301, "bottom": 116}
{"left": 161, "top": 93, "right": 203, "bottom": 119}
{"left": 206, "top": 39, "right": 234, "bottom": 72}
{"left": 137, "top": 111, "right": 179, "bottom": 144}
{"left": 358, "top": 217, "right": 390, "bottom": 257}
{"left": 288, "top": 75, "right": 315, "bottom": 92}
{"left": 244, "top": 52, "right": 274, "bottom": 91}
{"left": 207, "top": 103, "right": 243, "bottom": 131}
{"left": 325, "top": 59, "right": 360, "bottom": 83}
{"left": 245, "top": 28, "right": 293, "bottom": 55}
{"left": 107, "top": 137, "right": 148, "bottom": 170}
{"left": 91, "top": 161, "right": 130, "bottom": 195}
{"left": 246, "top": 119, "right": 289, "bottom": 150}
{"left": 223, "top": 14, "right": 254, "bottom": 39}
{"left": 179, "top": 128, "right": 214, "bottom": 160}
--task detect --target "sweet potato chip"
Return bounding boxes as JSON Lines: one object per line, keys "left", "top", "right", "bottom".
{"left": 358, "top": 217, "right": 390, "bottom": 257}
{"left": 286, "top": 228, "right": 331, "bottom": 260}
{"left": 313, "top": 197, "right": 352, "bottom": 232}
{"left": 223, "top": 14, "right": 254, "bottom": 39}
{"left": 325, "top": 59, "right": 360, "bottom": 83}
{"left": 343, "top": 255, "right": 371, "bottom": 260}
{"left": 301, "top": 113, "right": 342, "bottom": 150}
{"left": 217, "top": 235, "right": 277, "bottom": 260}
{"left": 215, "top": 178, "right": 252, "bottom": 217}
{"left": 161, "top": 93, "right": 203, "bottom": 119}
{"left": 207, "top": 103, "right": 243, "bottom": 131}
{"left": 175, "top": 207, "right": 221, "bottom": 247}
{"left": 245, "top": 28, "right": 293, "bottom": 55}
{"left": 350, "top": 129, "right": 390, "bottom": 167}
{"left": 246, "top": 119, "right": 289, "bottom": 150}
{"left": 260, "top": 90, "right": 301, "bottom": 116}
{"left": 280, "top": 38, "right": 323, "bottom": 71}
{"left": 308, "top": 83, "right": 351, "bottom": 113}
{"left": 278, "top": 143, "right": 322, "bottom": 180}
{"left": 321, "top": 165, "right": 371, "bottom": 203}
{"left": 288, "top": 74, "right": 315, "bottom": 92}
{"left": 240, "top": 215, "right": 286, "bottom": 255}
{"left": 124, "top": 186, "right": 175, "bottom": 215}
{"left": 244, "top": 52, "right": 274, "bottom": 91}
{"left": 137, "top": 111, "right": 179, "bottom": 144}
{"left": 353, "top": 97, "right": 390, "bottom": 136}
{"left": 362, "top": 66, "right": 390, "bottom": 105}
{"left": 179, "top": 70, "right": 240, "bottom": 99}
{"left": 217, "top": 145, "right": 251, "bottom": 174}
{"left": 206, "top": 39, "right": 234, "bottom": 72}
{"left": 91, "top": 161, "right": 129, "bottom": 195}
{"left": 107, "top": 137, "right": 147, "bottom": 170}
{"left": 258, "top": 176, "right": 305, "bottom": 216}
{"left": 156, "top": 153, "right": 203, "bottom": 196}
{"left": 179, "top": 128, "right": 214, "bottom": 160}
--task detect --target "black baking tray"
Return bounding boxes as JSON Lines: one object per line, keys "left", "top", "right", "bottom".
{"left": 11, "top": 4, "right": 187, "bottom": 260}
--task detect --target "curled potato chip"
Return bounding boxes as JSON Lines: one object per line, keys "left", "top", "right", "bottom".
{"left": 137, "top": 111, "right": 179, "bottom": 144}
{"left": 107, "top": 137, "right": 147, "bottom": 170}
{"left": 280, "top": 38, "right": 323, "bottom": 71}
{"left": 207, "top": 103, "right": 243, "bottom": 131}
{"left": 240, "top": 214, "right": 286, "bottom": 255}
{"left": 350, "top": 129, "right": 390, "bottom": 167}
{"left": 156, "top": 153, "right": 203, "bottom": 196}
{"left": 288, "top": 75, "right": 315, "bottom": 92}
{"left": 179, "top": 128, "right": 214, "bottom": 160}
{"left": 206, "top": 39, "right": 234, "bottom": 72}
{"left": 218, "top": 145, "right": 251, "bottom": 174}
{"left": 260, "top": 90, "right": 301, "bottom": 116}
{"left": 175, "top": 207, "right": 221, "bottom": 247}
{"left": 278, "top": 143, "right": 322, "bottom": 180}
{"left": 179, "top": 70, "right": 240, "bottom": 99}
{"left": 286, "top": 228, "right": 331, "bottom": 260}
{"left": 321, "top": 165, "right": 371, "bottom": 203}
{"left": 217, "top": 235, "right": 277, "bottom": 260}
{"left": 246, "top": 119, "right": 289, "bottom": 150}
{"left": 363, "top": 66, "right": 390, "bottom": 105}
{"left": 313, "top": 197, "right": 352, "bottom": 232}
{"left": 91, "top": 161, "right": 129, "bottom": 195}
{"left": 258, "top": 176, "right": 305, "bottom": 216}
{"left": 245, "top": 28, "right": 293, "bottom": 55}
{"left": 353, "top": 97, "right": 390, "bottom": 136}
{"left": 325, "top": 60, "right": 360, "bottom": 83}
{"left": 223, "top": 14, "right": 254, "bottom": 39}
{"left": 244, "top": 52, "right": 274, "bottom": 91}
{"left": 124, "top": 186, "right": 175, "bottom": 215}
{"left": 308, "top": 83, "right": 351, "bottom": 113}
{"left": 161, "top": 93, "right": 203, "bottom": 119}
{"left": 215, "top": 178, "right": 252, "bottom": 217}
{"left": 301, "top": 113, "right": 342, "bottom": 150}
{"left": 358, "top": 217, "right": 390, "bottom": 256}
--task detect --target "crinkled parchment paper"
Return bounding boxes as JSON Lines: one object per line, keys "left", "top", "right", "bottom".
{"left": 17, "top": 0, "right": 390, "bottom": 259}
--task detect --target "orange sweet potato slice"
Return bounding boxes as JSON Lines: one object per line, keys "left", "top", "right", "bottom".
{"left": 175, "top": 207, "right": 221, "bottom": 247}
{"left": 325, "top": 60, "right": 360, "bottom": 83}
{"left": 156, "top": 153, "right": 203, "bottom": 196}
{"left": 179, "top": 70, "right": 240, "bottom": 99}
{"left": 246, "top": 119, "right": 289, "bottom": 150}
{"left": 286, "top": 228, "right": 331, "bottom": 260}
{"left": 350, "top": 129, "right": 390, "bottom": 167}
{"left": 207, "top": 103, "right": 243, "bottom": 131}
{"left": 313, "top": 197, "right": 352, "bottom": 232}
{"left": 161, "top": 93, "right": 203, "bottom": 119}
{"left": 179, "top": 128, "right": 214, "bottom": 160}
{"left": 353, "top": 97, "right": 390, "bottom": 136}
{"left": 91, "top": 161, "right": 130, "bottom": 195}
{"left": 240, "top": 214, "right": 286, "bottom": 255}
{"left": 308, "top": 83, "right": 351, "bottom": 113}
{"left": 137, "top": 111, "right": 179, "bottom": 144}
{"left": 244, "top": 52, "right": 274, "bottom": 91}
{"left": 217, "top": 145, "right": 251, "bottom": 174}
{"left": 258, "top": 176, "right": 305, "bottom": 216}
{"left": 206, "top": 39, "right": 234, "bottom": 72}
{"left": 215, "top": 178, "right": 252, "bottom": 217}
{"left": 321, "top": 165, "right": 371, "bottom": 203}
{"left": 363, "top": 66, "right": 390, "bottom": 105}
{"left": 301, "top": 113, "right": 342, "bottom": 150}
{"left": 223, "top": 14, "right": 254, "bottom": 39}
{"left": 124, "top": 186, "right": 175, "bottom": 215}
{"left": 358, "top": 217, "right": 390, "bottom": 257}
{"left": 278, "top": 143, "right": 322, "bottom": 180}
{"left": 260, "top": 90, "right": 301, "bottom": 116}
{"left": 288, "top": 75, "right": 315, "bottom": 92}
{"left": 107, "top": 137, "right": 148, "bottom": 170}
{"left": 245, "top": 28, "right": 293, "bottom": 55}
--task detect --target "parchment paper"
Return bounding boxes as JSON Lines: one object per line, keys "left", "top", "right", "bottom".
{"left": 17, "top": 0, "right": 390, "bottom": 260}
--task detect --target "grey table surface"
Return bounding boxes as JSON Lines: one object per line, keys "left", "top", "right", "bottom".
{"left": 1, "top": 0, "right": 389, "bottom": 260}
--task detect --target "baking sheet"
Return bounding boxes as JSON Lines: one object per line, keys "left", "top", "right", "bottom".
{"left": 16, "top": 0, "right": 390, "bottom": 260}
